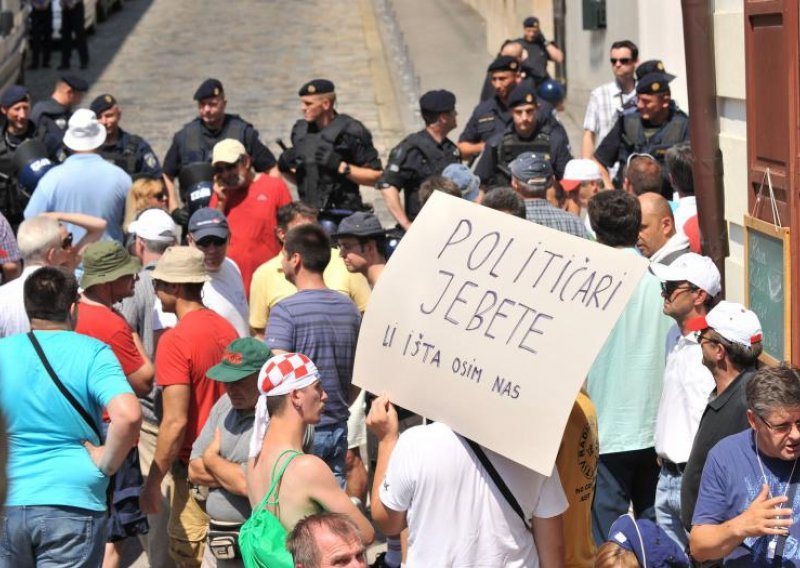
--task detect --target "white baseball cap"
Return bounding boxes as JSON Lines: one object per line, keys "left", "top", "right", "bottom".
{"left": 561, "top": 159, "right": 602, "bottom": 192}
{"left": 688, "top": 300, "right": 763, "bottom": 347}
{"left": 128, "top": 209, "right": 178, "bottom": 243}
{"left": 649, "top": 253, "right": 722, "bottom": 297}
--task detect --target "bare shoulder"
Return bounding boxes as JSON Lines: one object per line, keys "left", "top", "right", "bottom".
{"left": 289, "top": 454, "right": 333, "bottom": 479}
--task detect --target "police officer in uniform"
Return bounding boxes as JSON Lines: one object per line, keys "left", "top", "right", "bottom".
{"left": 0, "top": 86, "right": 60, "bottom": 230}
{"left": 162, "top": 78, "right": 277, "bottom": 222}
{"left": 279, "top": 79, "right": 382, "bottom": 221}
{"left": 31, "top": 74, "right": 88, "bottom": 144}
{"left": 475, "top": 82, "right": 572, "bottom": 191}
{"left": 517, "top": 16, "right": 564, "bottom": 81}
{"left": 90, "top": 94, "right": 162, "bottom": 181}
{"left": 377, "top": 90, "right": 460, "bottom": 230}
{"left": 458, "top": 55, "right": 521, "bottom": 160}
{"left": 594, "top": 71, "right": 690, "bottom": 191}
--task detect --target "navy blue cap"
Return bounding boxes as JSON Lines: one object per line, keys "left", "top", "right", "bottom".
{"left": 509, "top": 152, "right": 553, "bottom": 184}
{"left": 636, "top": 60, "right": 676, "bottom": 82}
{"left": 298, "top": 79, "right": 335, "bottom": 96}
{"left": 60, "top": 74, "right": 88, "bottom": 92}
{"left": 188, "top": 207, "right": 229, "bottom": 239}
{"left": 419, "top": 90, "right": 456, "bottom": 114}
{"left": 194, "top": 78, "right": 224, "bottom": 101}
{"left": 523, "top": 16, "right": 539, "bottom": 27}
{"left": 334, "top": 211, "right": 385, "bottom": 238}
{"left": 636, "top": 73, "right": 673, "bottom": 95}
{"left": 507, "top": 83, "right": 538, "bottom": 108}
{"left": 90, "top": 93, "right": 117, "bottom": 116}
{"left": 488, "top": 55, "right": 520, "bottom": 73}
{"left": 608, "top": 515, "right": 689, "bottom": 567}
{"left": 0, "top": 85, "right": 30, "bottom": 108}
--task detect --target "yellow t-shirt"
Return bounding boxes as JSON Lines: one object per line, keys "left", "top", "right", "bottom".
{"left": 556, "top": 390, "right": 599, "bottom": 568}
{"left": 248, "top": 249, "right": 371, "bottom": 330}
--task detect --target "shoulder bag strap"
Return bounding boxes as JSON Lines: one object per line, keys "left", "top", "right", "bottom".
{"left": 27, "top": 332, "right": 102, "bottom": 442}
{"left": 773, "top": 468, "right": 800, "bottom": 566}
{"left": 465, "top": 438, "right": 530, "bottom": 530}
{"left": 257, "top": 450, "right": 302, "bottom": 512}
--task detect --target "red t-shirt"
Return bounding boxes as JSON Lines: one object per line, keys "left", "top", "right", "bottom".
{"left": 155, "top": 309, "right": 238, "bottom": 463}
{"left": 75, "top": 302, "right": 144, "bottom": 376}
{"left": 211, "top": 174, "right": 292, "bottom": 297}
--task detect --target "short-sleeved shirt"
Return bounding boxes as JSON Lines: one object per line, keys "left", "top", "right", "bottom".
{"left": 0, "top": 264, "right": 37, "bottom": 338}
{"left": 24, "top": 153, "right": 132, "bottom": 243}
{"left": 583, "top": 81, "right": 637, "bottom": 144}
{"left": 204, "top": 258, "right": 250, "bottom": 338}
{"left": 266, "top": 289, "right": 361, "bottom": 426}
{"left": 376, "top": 130, "right": 460, "bottom": 220}
{"left": 693, "top": 429, "right": 800, "bottom": 565}
{"left": 459, "top": 96, "right": 512, "bottom": 144}
{"left": 190, "top": 394, "right": 253, "bottom": 523}
{"left": 209, "top": 174, "right": 293, "bottom": 297}
{"left": 0, "top": 212, "right": 20, "bottom": 265}
{"left": 681, "top": 369, "right": 754, "bottom": 530}
{"left": 518, "top": 38, "right": 552, "bottom": 79}
{"left": 162, "top": 115, "right": 276, "bottom": 181}
{"left": 524, "top": 199, "right": 587, "bottom": 238}
{"left": 75, "top": 302, "right": 144, "bottom": 376}
{"left": 248, "top": 251, "right": 370, "bottom": 330}
{"left": 156, "top": 309, "right": 238, "bottom": 463}
{"left": 0, "top": 330, "right": 133, "bottom": 511}
{"left": 380, "top": 422, "right": 568, "bottom": 567}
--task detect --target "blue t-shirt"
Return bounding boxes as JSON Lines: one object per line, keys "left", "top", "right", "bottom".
{"left": 693, "top": 429, "right": 800, "bottom": 566}
{"left": 24, "top": 153, "right": 132, "bottom": 243}
{"left": 0, "top": 331, "right": 133, "bottom": 511}
{"left": 266, "top": 289, "right": 361, "bottom": 426}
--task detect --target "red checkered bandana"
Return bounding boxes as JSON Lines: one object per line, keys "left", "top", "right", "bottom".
{"left": 258, "top": 353, "right": 320, "bottom": 396}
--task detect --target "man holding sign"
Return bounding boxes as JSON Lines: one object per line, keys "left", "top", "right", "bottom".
{"left": 367, "top": 395, "right": 567, "bottom": 567}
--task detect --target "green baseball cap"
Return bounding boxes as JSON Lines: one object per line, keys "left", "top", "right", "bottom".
{"left": 80, "top": 241, "right": 141, "bottom": 290}
{"left": 207, "top": 338, "right": 272, "bottom": 383}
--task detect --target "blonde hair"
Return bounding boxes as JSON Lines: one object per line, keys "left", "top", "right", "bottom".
{"left": 124, "top": 178, "right": 165, "bottom": 231}
{"left": 595, "top": 541, "right": 639, "bottom": 568}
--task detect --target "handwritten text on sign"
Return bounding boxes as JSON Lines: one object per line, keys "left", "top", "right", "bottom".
{"left": 353, "top": 193, "right": 648, "bottom": 474}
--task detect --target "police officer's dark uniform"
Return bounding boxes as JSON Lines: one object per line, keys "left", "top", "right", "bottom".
{"left": 90, "top": 94, "right": 162, "bottom": 180}
{"left": 475, "top": 83, "right": 573, "bottom": 188}
{"left": 594, "top": 72, "right": 690, "bottom": 188}
{"left": 517, "top": 16, "right": 556, "bottom": 81}
{"left": 279, "top": 79, "right": 382, "bottom": 213}
{"left": 461, "top": 56, "right": 519, "bottom": 147}
{"left": 376, "top": 90, "right": 460, "bottom": 223}
{"left": 0, "top": 86, "right": 60, "bottom": 230}
{"left": 162, "top": 79, "right": 277, "bottom": 203}
{"left": 31, "top": 74, "right": 88, "bottom": 144}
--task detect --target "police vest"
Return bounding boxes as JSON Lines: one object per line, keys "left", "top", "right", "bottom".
{"left": 401, "top": 133, "right": 460, "bottom": 220}
{"left": 181, "top": 115, "right": 247, "bottom": 165}
{"left": 495, "top": 124, "right": 553, "bottom": 180}
{"left": 620, "top": 110, "right": 689, "bottom": 164}
{"left": 0, "top": 128, "right": 33, "bottom": 227}
{"left": 293, "top": 114, "right": 354, "bottom": 210}
{"left": 98, "top": 134, "right": 142, "bottom": 176}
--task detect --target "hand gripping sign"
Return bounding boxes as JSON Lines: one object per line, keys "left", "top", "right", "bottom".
{"left": 353, "top": 192, "right": 648, "bottom": 474}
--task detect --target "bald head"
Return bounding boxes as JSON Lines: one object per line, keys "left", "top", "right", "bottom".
{"left": 637, "top": 193, "right": 676, "bottom": 258}
{"left": 500, "top": 41, "right": 524, "bottom": 61}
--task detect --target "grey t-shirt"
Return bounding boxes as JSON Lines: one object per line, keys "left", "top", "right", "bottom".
{"left": 190, "top": 394, "right": 254, "bottom": 522}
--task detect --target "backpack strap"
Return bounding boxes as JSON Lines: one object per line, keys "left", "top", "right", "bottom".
{"left": 255, "top": 450, "right": 302, "bottom": 512}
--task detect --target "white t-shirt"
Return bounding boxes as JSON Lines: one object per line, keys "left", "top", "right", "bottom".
{"left": 203, "top": 258, "right": 249, "bottom": 337}
{"left": 380, "top": 422, "right": 567, "bottom": 567}
{"left": 0, "top": 265, "right": 39, "bottom": 338}
{"left": 150, "top": 258, "right": 248, "bottom": 337}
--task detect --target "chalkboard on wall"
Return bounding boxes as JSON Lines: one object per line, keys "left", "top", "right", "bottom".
{"left": 744, "top": 215, "right": 791, "bottom": 365}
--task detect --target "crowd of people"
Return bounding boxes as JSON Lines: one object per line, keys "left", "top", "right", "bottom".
{"left": 0, "top": 12, "right": 793, "bottom": 568}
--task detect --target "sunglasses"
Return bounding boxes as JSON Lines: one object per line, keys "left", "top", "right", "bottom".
{"left": 152, "top": 191, "right": 168, "bottom": 202}
{"left": 610, "top": 57, "right": 633, "bottom": 65}
{"left": 61, "top": 232, "right": 74, "bottom": 250}
{"left": 195, "top": 236, "right": 227, "bottom": 248}
{"left": 659, "top": 281, "right": 698, "bottom": 298}
{"left": 213, "top": 160, "right": 240, "bottom": 175}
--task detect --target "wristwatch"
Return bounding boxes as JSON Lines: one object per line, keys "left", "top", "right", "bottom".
{"left": 342, "top": 163, "right": 352, "bottom": 177}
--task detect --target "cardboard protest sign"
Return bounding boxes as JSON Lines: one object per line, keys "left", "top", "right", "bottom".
{"left": 353, "top": 192, "right": 649, "bottom": 475}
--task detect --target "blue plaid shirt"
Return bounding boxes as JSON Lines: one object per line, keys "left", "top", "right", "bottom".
{"left": 524, "top": 199, "right": 587, "bottom": 238}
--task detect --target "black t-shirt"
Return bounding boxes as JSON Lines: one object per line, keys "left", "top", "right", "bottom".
{"left": 680, "top": 369, "right": 755, "bottom": 531}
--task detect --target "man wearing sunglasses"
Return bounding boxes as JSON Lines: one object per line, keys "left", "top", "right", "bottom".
{"left": 649, "top": 253, "right": 720, "bottom": 550}
{"left": 679, "top": 301, "right": 762, "bottom": 536}
{"left": 210, "top": 139, "right": 292, "bottom": 299}
{"left": 582, "top": 40, "right": 639, "bottom": 164}
{"left": 186, "top": 208, "right": 249, "bottom": 339}
{"left": 90, "top": 93, "right": 162, "bottom": 182}
{"left": 690, "top": 365, "right": 800, "bottom": 565}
